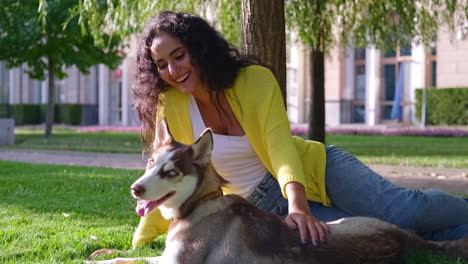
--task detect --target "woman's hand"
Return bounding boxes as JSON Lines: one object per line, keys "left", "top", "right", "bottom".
{"left": 285, "top": 210, "right": 329, "bottom": 246}
{"left": 285, "top": 181, "right": 330, "bottom": 246}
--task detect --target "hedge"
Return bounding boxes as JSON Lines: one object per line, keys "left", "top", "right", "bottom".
{"left": 0, "top": 104, "right": 91, "bottom": 125}
{"left": 415, "top": 87, "right": 468, "bottom": 125}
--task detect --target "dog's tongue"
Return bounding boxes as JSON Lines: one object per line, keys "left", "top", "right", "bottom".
{"left": 136, "top": 200, "right": 160, "bottom": 217}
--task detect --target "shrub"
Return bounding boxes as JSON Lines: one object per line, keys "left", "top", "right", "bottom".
{"left": 68, "top": 104, "right": 83, "bottom": 125}
{"left": 10, "top": 104, "right": 42, "bottom": 125}
{"left": 5, "top": 104, "right": 85, "bottom": 125}
{"left": 415, "top": 87, "right": 468, "bottom": 125}
{"left": 0, "top": 104, "right": 11, "bottom": 118}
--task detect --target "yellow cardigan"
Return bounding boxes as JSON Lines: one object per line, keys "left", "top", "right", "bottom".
{"left": 132, "top": 65, "right": 331, "bottom": 247}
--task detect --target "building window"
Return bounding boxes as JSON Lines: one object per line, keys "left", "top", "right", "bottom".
{"left": 355, "top": 65, "right": 366, "bottom": 100}
{"left": 353, "top": 105, "right": 365, "bottom": 123}
{"left": 426, "top": 45, "right": 437, "bottom": 87}
{"left": 0, "top": 62, "right": 9, "bottom": 104}
{"left": 56, "top": 80, "right": 65, "bottom": 103}
{"left": 354, "top": 48, "right": 366, "bottom": 60}
{"left": 382, "top": 64, "right": 397, "bottom": 120}
{"left": 399, "top": 44, "right": 412, "bottom": 56}
{"left": 383, "top": 64, "right": 396, "bottom": 101}
{"left": 431, "top": 61, "right": 437, "bottom": 87}
{"left": 287, "top": 67, "right": 297, "bottom": 96}
{"left": 109, "top": 68, "right": 122, "bottom": 124}
{"left": 381, "top": 36, "right": 413, "bottom": 122}
{"left": 384, "top": 49, "right": 396, "bottom": 58}
{"left": 352, "top": 48, "right": 366, "bottom": 123}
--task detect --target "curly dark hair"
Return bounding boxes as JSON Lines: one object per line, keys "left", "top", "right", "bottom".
{"left": 133, "top": 11, "right": 257, "bottom": 151}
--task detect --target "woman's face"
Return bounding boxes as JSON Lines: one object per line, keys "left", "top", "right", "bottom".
{"left": 150, "top": 33, "right": 204, "bottom": 95}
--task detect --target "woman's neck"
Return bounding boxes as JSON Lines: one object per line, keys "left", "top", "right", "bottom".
{"left": 192, "top": 87, "right": 214, "bottom": 108}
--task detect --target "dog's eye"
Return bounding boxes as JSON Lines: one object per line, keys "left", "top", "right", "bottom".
{"left": 165, "top": 169, "right": 178, "bottom": 177}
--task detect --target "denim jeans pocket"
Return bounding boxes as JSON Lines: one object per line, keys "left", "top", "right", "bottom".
{"left": 247, "top": 172, "right": 288, "bottom": 215}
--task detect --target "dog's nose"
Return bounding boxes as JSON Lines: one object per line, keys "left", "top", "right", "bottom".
{"left": 131, "top": 184, "right": 146, "bottom": 197}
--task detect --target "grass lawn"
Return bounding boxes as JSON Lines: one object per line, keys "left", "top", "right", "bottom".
{"left": 12, "top": 127, "right": 141, "bottom": 153}
{"left": 0, "top": 161, "right": 163, "bottom": 264}
{"left": 8, "top": 127, "right": 468, "bottom": 168}
{"left": 0, "top": 160, "right": 467, "bottom": 264}
{"left": 326, "top": 134, "right": 468, "bottom": 168}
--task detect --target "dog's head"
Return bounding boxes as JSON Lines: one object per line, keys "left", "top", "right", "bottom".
{"left": 131, "top": 119, "right": 214, "bottom": 219}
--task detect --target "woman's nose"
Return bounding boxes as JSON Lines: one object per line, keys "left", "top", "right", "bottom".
{"left": 168, "top": 62, "right": 180, "bottom": 76}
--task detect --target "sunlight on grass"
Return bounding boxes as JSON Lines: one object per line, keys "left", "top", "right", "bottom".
{"left": 326, "top": 134, "right": 468, "bottom": 168}
{"left": 11, "top": 127, "right": 141, "bottom": 153}
{"left": 0, "top": 161, "right": 162, "bottom": 264}
{"left": 1, "top": 160, "right": 467, "bottom": 263}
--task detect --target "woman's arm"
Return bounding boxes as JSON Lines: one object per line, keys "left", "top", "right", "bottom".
{"left": 285, "top": 181, "right": 329, "bottom": 246}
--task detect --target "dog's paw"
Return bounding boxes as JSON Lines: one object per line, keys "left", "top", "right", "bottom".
{"left": 87, "top": 248, "right": 121, "bottom": 260}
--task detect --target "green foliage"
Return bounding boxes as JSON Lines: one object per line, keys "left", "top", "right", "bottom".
{"left": 0, "top": 104, "right": 12, "bottom": 118}
{"left": 210, "top": 0, "right": 242, "bottom": 45}
{"left": 3, "top": 104, "right": 90, "bottom": 125}
{"left": 8, "top": 104, "right": 42, "bottom": 125}
{"left": 415, "top": 88, "right": 468, "bottom": 125}
{"left": 72, "top": 0, "right": 202, "bottom": 47}
{"left": 73, "top": 0, "right": 468, "bottom": 56}
{"left": 285, "top": 0, "right": 467, "bottom": 52}
{"left": 0, "top": 0, "right": 122, "bottom": 80}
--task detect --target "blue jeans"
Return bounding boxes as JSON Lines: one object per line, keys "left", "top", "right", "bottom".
{"left": 247, "top": 146, "right": 468, "bottom": 241}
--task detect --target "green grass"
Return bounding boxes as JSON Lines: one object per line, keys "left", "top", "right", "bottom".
{"left": 0, "top": 160, "right": 163, "bottom": 264}
{"left": 7, "top": 127, "right": 468, "bottom": 168}
{"left": 11, "top": 127, "right": 141, "bottom": 153}
{"left": 0, "top": 160, "right": 466, "bottom": 264}
{"left": 326, "top": 134, "right": 468, "bottom": 168}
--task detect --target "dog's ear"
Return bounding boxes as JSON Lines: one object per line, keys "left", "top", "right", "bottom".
{"left": 154, "top": 118, "right": 173, "bottom": 149}
{"left": 191, "top": 128, "right": 213, "bottom": 164}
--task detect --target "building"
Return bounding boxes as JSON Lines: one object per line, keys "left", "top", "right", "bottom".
{"left": 1, "top": 26, "right": 467, "bottom": 127}
{"left": 0, "top": 42, "right": 139, "bottom": 126}
{"left": 287, "top": 25, "right": 468, "bottom": 126}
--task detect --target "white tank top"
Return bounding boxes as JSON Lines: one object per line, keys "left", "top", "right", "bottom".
{"left": 188, "top": 96, "right": 267, "bottom": 198}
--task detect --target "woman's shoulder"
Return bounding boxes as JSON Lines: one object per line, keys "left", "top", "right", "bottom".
{"left": 159, "top": 86, "right": 187, "bottom": 106}
{"left": 239, "top": 65, "right": 275, "bottom": 80}
{"left": 235, "top": 65, "right": 278, "bottom": 90}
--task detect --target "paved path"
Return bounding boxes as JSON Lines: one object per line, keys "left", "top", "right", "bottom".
{"left": 1, "top": 148, "right": 467, "bottom": 194}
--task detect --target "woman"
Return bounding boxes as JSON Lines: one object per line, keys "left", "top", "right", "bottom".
{"left": 131, "top": 11, "right": 468, "bottom": 248}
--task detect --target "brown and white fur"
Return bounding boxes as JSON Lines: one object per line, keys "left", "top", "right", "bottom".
{"left": 88, "top": 119, "right": 468, "bottom": 264}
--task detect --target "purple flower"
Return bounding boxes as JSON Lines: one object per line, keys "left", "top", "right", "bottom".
{"left": 290, "top": 124, "right": 468, "bottom": 137}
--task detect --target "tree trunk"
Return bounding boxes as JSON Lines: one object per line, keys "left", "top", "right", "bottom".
{"left": 307, "top": 48, "right": 325, "bottom": 143}
{"left": 45, "top": 57, "right": 55, "bottom": 138}
{"left": 241, "top": 0, "right": 287, "bottom": 106}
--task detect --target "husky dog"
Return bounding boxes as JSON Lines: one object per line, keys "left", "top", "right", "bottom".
{"left": 88, "top": 119, "right": 467, "bottom": 264}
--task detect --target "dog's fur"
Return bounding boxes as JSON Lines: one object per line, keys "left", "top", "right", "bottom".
{"left": 88, "top": 119, "right": 468, "bottom": 264}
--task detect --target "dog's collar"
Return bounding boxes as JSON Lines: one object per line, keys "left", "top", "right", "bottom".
{"left": 198, "top": 189, "right": 223, "bottom": 202}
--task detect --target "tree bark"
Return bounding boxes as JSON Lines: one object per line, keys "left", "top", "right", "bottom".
{"left": 45, "top": 56, "right": 55, "bottom": 138}
{"left": 241, "top": 0, "right": 287, "bottom": 106}
{"left": 307, "top": 48, "right": 325, "bottom": 143}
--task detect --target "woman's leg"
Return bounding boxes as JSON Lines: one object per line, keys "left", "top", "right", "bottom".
{"left": 325, "top": 145, "right": 468, "bottom": 238}
{"left": 247, "top": 173, "right": 349, "bottom": 221}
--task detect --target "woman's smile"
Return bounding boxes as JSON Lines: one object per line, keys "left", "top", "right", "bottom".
{"left": 150, "top": 33, "right": 203, "bottom": 95}
{"left": 175, "top": 72, "right": 190, "bottom": 83}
